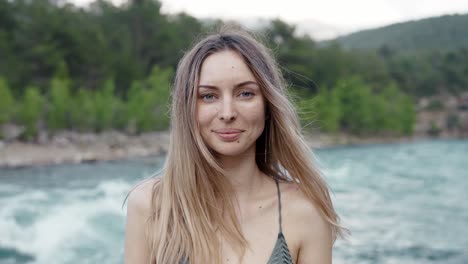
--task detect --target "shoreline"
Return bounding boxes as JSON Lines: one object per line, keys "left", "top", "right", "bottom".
{"left": 0, "top": 131, "right": 170, "bottom": 169}
{"left": 0, "top": 130, "right": 466, "bottom": 169}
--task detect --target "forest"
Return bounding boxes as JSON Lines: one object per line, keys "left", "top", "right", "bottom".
{"left": 1, "top": 0, "right": 467, "bottom": 140}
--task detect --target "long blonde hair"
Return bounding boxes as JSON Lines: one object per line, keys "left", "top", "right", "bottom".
{"left": 147, "top": 25, "right": 346, "bottom": 264}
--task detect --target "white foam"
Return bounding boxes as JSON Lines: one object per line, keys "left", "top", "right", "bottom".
{"left": 0, "top": 179, "right": 133, "bottom": 264}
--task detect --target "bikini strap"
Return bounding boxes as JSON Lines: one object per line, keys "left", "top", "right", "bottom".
{"left": 274, "top": 179, "right": 283, "bottom": 233}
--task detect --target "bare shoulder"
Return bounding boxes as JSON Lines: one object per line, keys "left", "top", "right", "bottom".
{"left": 124, "top": 177, "right": 160, "bottom": 264}
{"left": 279, "top": 182, "right": 326, "bottom": 224}
{"left": 278, "top": 182, "right": 333, "bottom": 263}
{"left": 127, "top": 177, "right": 160, "bottom": 217}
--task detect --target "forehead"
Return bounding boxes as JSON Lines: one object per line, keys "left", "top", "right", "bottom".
{"left": 198, "top": 50, "right": 256, "bottom": 85}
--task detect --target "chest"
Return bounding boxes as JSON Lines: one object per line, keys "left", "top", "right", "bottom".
{"left": 218, "top": 203, "right": 299, "bottom": 264}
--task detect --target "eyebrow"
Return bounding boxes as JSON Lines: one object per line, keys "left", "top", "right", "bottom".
{"left": 198, "top": 81, "right": 259, "bottom": 90}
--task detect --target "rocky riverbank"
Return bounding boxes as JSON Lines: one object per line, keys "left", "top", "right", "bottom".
{"left": 2, "top": 129, "right": 466, "bottom": 169}
{"left": 0, "top": 131, "right": 169, "bottom": 168}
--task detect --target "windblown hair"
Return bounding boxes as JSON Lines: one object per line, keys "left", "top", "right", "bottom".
{"left": 147, "top": 25, "right": 346, "bottom": 264}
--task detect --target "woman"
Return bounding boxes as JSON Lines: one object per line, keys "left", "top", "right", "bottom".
{"left": 124, "top": 26, "right": 346, "bottom": 264}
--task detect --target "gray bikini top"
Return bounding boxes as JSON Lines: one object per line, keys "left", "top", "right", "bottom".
{"left": 180, "top": 179, "right": 292, "bottom": 264}
{"left": 267, "top": 179, "right": 293, "bottom": 264}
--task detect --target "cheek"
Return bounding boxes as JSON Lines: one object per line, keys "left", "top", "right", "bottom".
{"left": 249, "top": 111, "right": 265, "bottom": 129}
{"left": 196, "top": 104, "right": 216, "bottom": 131}
{"left": 245, "top": 98, "right": 266, "bottom": 123}
{"left": 244, "top": 104, "right": 266, "bottom": 134}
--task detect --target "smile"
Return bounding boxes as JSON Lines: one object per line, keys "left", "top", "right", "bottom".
{"left": 212, "top": 129, "right": 245, "bottom": 142}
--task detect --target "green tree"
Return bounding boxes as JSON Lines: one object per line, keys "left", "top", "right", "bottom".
{"left": 378, "top": 85, "right": 405, "bottom": 133}
{"left": 146, "top": 66, "right": 172, "bottom": 130}
{"left": 0, "top": 77, "right": 15, "bottom": 124}
{"left": 310, "top": 87, "right": 341, "bottom": 133}
{"left": 69, "top": 89, "right": 96, "bottom": 131}
{"left": 334, "top": 77, "right": 374, "bottom": 134}
{"left": 19, "top": 86, "right": 44, "bottom": 140}
{"left": 93, "top": 78, "right": 117, "bottom": 131}
{"left": 47, "top": 75, "right": 72, "bottom": 131}
{"left": 399, "top": 96, "right": 416, "bottom": 135}
{"left": 294, "top": 89, "right": 318, "bottom": 130}
{"left": 126, "top": 66, "right": 172, "bottom": 133}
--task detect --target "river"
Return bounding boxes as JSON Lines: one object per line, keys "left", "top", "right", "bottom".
{"left": 1, "top": 139, "right": 467, "bottom": 263}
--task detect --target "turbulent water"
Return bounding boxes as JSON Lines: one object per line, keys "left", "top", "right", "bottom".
{"left": 0, "top": 139, "right": 467, "bottom": 264}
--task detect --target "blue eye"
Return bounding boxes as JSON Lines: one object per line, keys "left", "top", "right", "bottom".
{"left": 201, "top": 94, "right": 216, "bottom": 102}
{"left": 240, "top": 91, "right": 254, "bottom": 98}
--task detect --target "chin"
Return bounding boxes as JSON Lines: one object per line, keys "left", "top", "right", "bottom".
{"left": 208, "top": 142, "right": 254, "bottom": 158}
{"left": 211, "top": 147, "right": 246, "bottom": 157}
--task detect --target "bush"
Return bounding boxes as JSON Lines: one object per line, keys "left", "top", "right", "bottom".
{"left": 69, "top": 89, "right": 96, "bottom": 131}
{"left": 334, "top": 77, "right": 374, "bottom": 134}
{"left": 399, "top": 96, "right": 416, "bottom": 135}
{"left": 126, "top": 66, "right": 172, "bottom": 133}
{"left": 47, "top": 76, "right": 72, "bottom": 131}
{"left": 446, "top": 113, "right": 460, "bottom": 131}
{"left": 0, "top": 77, "right": 15, "bottom": 124}
{"left": 299, "top": 76, "right": 417, "bottom": 135}
{"left": 377, "top": 84, "right": 415, "bottom": 135}
{"left": 19, "top": 86, "right": 44, "bottom": 140}
{"left": 94, "top": 78, "right": 118, "bottom": 132}
{"left": 428, "top": 121, "right": 441, "bottom": 137}
{"left": 305, "top": 87, "right": 341, "bottom": 133}
{"left": 426, "top": 99, "right": 444, "bottom": 111}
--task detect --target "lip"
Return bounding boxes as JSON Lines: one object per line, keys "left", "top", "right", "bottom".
{"left": 213, "top": 128, "right": 245, "bottom": 134}
{"left": 212, "top": 128, "right": 245, "bottom": 141}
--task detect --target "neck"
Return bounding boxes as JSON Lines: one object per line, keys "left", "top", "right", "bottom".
{"left": 217, "top": 147, "right": 265, "bottom": 201}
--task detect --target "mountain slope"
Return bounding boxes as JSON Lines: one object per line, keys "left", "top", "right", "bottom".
{"left": 331, "top": 13, "right": 468, "bottom": 52}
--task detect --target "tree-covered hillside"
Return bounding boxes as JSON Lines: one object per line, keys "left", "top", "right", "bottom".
{"left": 333, "top": 13, "right": 468, "bottom": 53}
{"left": 1, "top": 0, "right": 467, "bottom": 140}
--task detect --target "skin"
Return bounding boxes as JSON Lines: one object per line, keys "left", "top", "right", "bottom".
{"left": 124, "top": 50, "right": 332, "bottom": 264}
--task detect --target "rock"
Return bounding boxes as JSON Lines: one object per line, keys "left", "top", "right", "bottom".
{"left": 37, "top": 130, "right": 49, "bottom": 144}
{"left": 101, "top": 130, "right": 128, "bottom": 147}
{"left": 81, "top": 151, "right": 98, "bottom": 163}
{"left": 52, "top": 133, "right": 70, "bottom": 147}
{"left": 76, "top": 133, "right": 97, "bottom": 145}
{"left": 460, "top": 112, "right": 468, "bottom": 132}
{"left": 1, "top": 123, "right": 25, "bottom": 142}
{"left": 125, "top": 120, "right": 138, "bottom": 135}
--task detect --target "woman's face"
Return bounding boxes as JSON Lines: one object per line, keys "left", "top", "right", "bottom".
{"left": 196, "top": 49, "right": 266, "bottom": 157}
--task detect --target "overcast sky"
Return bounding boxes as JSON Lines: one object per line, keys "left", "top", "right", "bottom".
{"left": 72, "top": 0, "right": 468, "bottom": 30}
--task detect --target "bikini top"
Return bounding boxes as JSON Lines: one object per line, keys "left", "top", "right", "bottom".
{"left": 267, "top": 179, "right": 293, "bottom": 263}
{"left": 180, "top": 179, "right": 293, "bottom": 264}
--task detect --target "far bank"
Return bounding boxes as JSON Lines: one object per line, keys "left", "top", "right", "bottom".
{"left": 1, "top": 130, "right": 466, "bottom": 169}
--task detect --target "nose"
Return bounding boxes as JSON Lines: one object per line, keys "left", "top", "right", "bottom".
{"left": 218, "top": 97, "right": 237, "bottom": 121}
